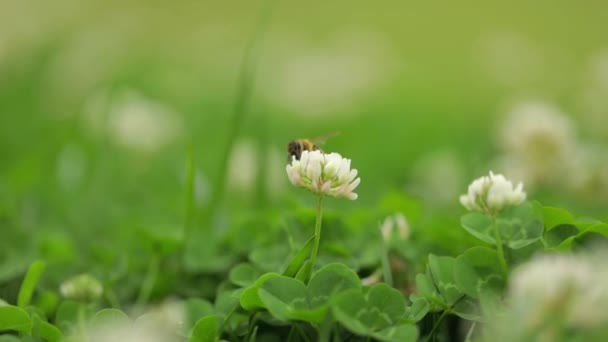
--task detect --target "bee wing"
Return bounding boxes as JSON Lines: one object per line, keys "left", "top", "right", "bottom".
{"left": 310, "top": 131, "right": 341, "bottom": 146}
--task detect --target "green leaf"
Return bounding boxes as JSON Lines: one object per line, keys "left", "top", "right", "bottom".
{"left": 0, "top": 305, "right": 32, "bottom": 333}
{"left": 183, "top": 232, "right": 234, "bottom": 273}
{"left": 17, "top": 260, "right": 46, "bottom": 308}
{"left": 428, "top": 255, "right": 462, "bottom": 306}
{"left": 333, "top": 284, "right": 407, "bottom": 337}
{"left": 294, "top": 260, "right": 311, "bottom": 283}
{"left": 90, "top": 308, "right": 131, "bottom": 327}
{"left": 307, "top": 263, "right": 361, "bottom": 307}
{"left": 31, "top": 314, "right": 63, "bottom": 342}
{"left": 0, "top": 336, "right": 20, "bottom": 342}
{"left": 461, "top": 203, "right": 544, "bottom": 249}
{"left": 372, "top": 324, "right": 419, "bottom": 342}
{"left": 460, "top": 213, "right": 495, "bottom": 244}
{"left": 404, "top": 296, "right": 429, "bottom": 323}
{"left": 184, "top": 298, "right": 215, "bottom": 332}
{"left": 544, "top": 224, "right": 579, "bottom": 248}
{"left": 415, "top": 273, "right": 442, "bottom": 306}
{"left": 542, "top": 206, "right": 575, "bottom": 231}
{"left": 249, "top": 245, "right": 290, "bottom": 273}
{"left": 584, "top": 222, "right": 608, "bottom": 236}
{"left": 188, "top": 315, "right": 218, "bottom": 342}
{"left": 282, "top": 235, "right": 315, "bottom": 278}
{"left": 454, "top": 247, "right": 505, "bottom": 298}
{"left": 451, "top": 296, "right": 482, "bottom": 321}
{"left": 258, "top": 276, "right": 327, "bottom": 323}
{"left": 240, "top": 273, "right": 280, "bottom": 311}
{"left": 254, "top": 264, "right": 361, "bottom": 323}
{"left": 214, "top": 289, "right": 241, "bottom": 327}
{"left": 55, "top": 300, "right": 90, "bottom": 335}
{"left": 229, "top": 263, "right": 261, "bottom": 288}
{"left": 34, "top": 290, "right": 58, "bottom": 318}
{"left": 498, "top": 202, "right": 544, "bottom": 249}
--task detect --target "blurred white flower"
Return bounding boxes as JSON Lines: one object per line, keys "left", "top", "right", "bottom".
{"left": 286, "top": 150, "right": 360, "bottom": 200}
{"left": 563, "top": 143, "right": 608, "bottom": 198}
{"left": 107, "top": 90, "right": 183, "bottom": 152}
{"left": 499, "top": 101, "right": 576, "bottom": 156}
{"left": 380, "top": 213, "right": 410, "bottom": 242}
{"left": 506, "top": 252, "right": 608, "bottom": 333}
{"left": 89, "top": 324, "right": 177, "bottom": 342}
{"left": 227, "top": 139, "right": 286, "bottom": 197}
{"left": 90, "top": 299, "right": 185, "bottom": 342}
{"left": 460, "top": 171, "right": 526, "bottom": 214}
{"left": 60, "top": 274, "right": 103, "bottom": 302}
{"left": 259, "top": 30, "right": 398, "bottom": 117}
{"left": 496, "top": 100, "right": 577, "bottom": 189}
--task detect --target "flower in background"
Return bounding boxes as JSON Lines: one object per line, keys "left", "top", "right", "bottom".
{"left": 88, "top": 300, "right": 183, "bottom": 342}
{"left": 60, "top": 274, "right": 103, "bottom": 302}
{"left": 227, "top": 139, "right": 286, "bottom": 197}
{"left": 460, "top": 171, "right": 526, "bottom": 214}
{"left": 380, "top": 213, "right": 410, "bottom": 242}
{"left": 496, "top": 100, "right": 576, "bottom": 188}
{"left": 286, "top": 150, "right": 360, "bottom": 200}
{"left": 486, "top": 251, "right": 608, "bottom": 341}
{"left": 106, "top": 89, "right": 183, "bottom": 152}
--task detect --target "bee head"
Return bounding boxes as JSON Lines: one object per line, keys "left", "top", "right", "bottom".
{"left": 287, "top": 140, "right": 302, "bottom": 160}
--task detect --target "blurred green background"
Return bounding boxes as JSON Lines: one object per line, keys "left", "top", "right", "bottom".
{"left": 1, "top": 0, "right": 607, "bottom": 302}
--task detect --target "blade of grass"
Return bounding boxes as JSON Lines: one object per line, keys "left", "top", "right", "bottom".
{"left": 17, "top": 260, "right": 46, "bottom": 308}
{"left": 201, "top": 0, "right": 276, "bottom": 228}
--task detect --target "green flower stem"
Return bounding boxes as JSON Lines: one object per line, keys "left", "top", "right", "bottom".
{"left": 308, "top": 195, "right": 325, "bottom": 280}
{"left": 464, "top": 321, "right": 477, "bottom": 342}
{"left": 491, "top": 215, "right": 509, "bottom": 276}
{"left": 428, "top": 309, "right": 448, "bottom": 340}
{"left": 135, "top": 254, "right": 159, "bottom": 313}
{"left": 77, "top": 303, "right": 88, "bottom": 341}
{"left": 380, "top": 236, "right": 393, "bottom": 287}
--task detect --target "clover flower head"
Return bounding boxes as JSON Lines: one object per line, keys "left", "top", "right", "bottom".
{"left": 60, "top": 274, "right": 103, "bottom": 302}
{"left": 459, "top": 171, "right": 526, "bottom": 214}
{"left": 286, "top": 150, "right": 360, "bottom": 200}
{"left": 508, "top": 253, "right": 608, "bottom": 330}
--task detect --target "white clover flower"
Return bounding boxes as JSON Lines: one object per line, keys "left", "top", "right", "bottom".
{"left": 106, "top": 90, "right": 183, "bottom": 152}
{"left": 459, "top": 171, "right": 526, "bottom": 214}
{"left": 496, "top": 101, "right": 577, "bottom": 189}
{"left": 485, "top": 251, "right": 608, "bottom": 341}
{"left": 508, "top": 253, "right": 608, "bottom": 330}
{"left": 286, "top": 150, "right": 360, "bottom": 200}
{"left": 60, "top": 274, "right": 103, "bottom": 302}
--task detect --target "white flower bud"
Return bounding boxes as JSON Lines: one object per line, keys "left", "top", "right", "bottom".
{"left": 459, "top": 171, "right": 526, "bottom": 214}
{"left": 380, "top": 213, "right": 410, "bottom": 242}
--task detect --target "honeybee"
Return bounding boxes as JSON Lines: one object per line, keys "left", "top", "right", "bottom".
{"left": 287, "top": 132, "right": 340, "bottom": 160}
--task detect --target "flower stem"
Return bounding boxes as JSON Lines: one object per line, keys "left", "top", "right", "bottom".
{"left": 135, "top": 254, "right": 159, "bottom": 314}
{"left": 491, "top": 215, "right": 509, "bottom": 276}
{"left": 428, "top": 309, "right": 448, "bottom": 340}
{"left": 309, "top": 195, "right": 325, "bottom": 280}
{"left": 380, "top": 236, "right": 393, "bottom": 287}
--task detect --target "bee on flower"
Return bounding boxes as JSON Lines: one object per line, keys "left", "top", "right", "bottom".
{"left": 286, "top": 150, "right": 360, "bottom": 200}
